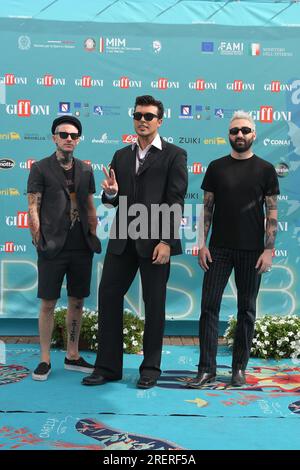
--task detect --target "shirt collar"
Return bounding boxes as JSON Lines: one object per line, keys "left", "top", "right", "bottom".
{"left": 132, "top": 133, "right": 162, "bottom": 151}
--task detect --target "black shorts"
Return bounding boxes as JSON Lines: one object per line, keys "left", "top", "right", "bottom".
{"left": 37, "top": 249, "right": 93, "bottom": 300}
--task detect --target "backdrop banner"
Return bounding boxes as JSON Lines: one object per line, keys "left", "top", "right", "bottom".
{"left": 0, "top": 19, "right": 299, "bottom": 323}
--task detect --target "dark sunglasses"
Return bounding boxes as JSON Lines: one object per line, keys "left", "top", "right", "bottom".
{"left": 133, "top": 112, "right": 159, "bottom": 121}
{"left": 229, "top": 126, "right": 253, "bottom": 136}
{"left": 55, "top": 131, "right": 79, "bottom": 140}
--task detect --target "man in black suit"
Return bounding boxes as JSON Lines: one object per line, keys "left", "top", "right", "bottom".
{"left": 27, "top": 116, "right": 101, "bottom": 381}
{"left": 82, "top": 95, "right": 188, "bottom": 389}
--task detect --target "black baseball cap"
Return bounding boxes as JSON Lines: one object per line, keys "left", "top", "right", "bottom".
{"left": 51, "top": 116, "right": 82, "bottom": 136}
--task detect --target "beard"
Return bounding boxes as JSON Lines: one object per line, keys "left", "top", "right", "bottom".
{"left": 229, "top": 137, "right": 254, "bottom": 153}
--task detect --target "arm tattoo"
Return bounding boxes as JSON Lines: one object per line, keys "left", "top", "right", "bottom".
{"left": 203, "top": 191, "right": 214, "bottom": 243}
{"left": 265, "top": 195, "right": 278, "bottom": 250}
{"left": 265, "top": 217, "right": 278, "bottom": 249}
{"left": 27, "top": 193, "right": 42, "bottom": 243}
{"left": 265, "top": 195, "right": 278, "bottom": 211}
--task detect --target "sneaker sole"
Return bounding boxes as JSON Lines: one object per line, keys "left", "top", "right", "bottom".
{"left": 64, "top": 364, "right": 94, "bottom": 373}
{"left": 32, "top": 369, "right": 51, "bottom": 381}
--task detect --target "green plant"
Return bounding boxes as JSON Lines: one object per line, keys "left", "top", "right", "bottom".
{"left": 224, "top": 314, "right": 300, "bottom": 360}
{"left": 52, "top": 307, "right": 144, "bottom": 354}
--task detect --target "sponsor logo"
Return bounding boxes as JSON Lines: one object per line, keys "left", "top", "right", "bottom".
{"left": 19, "top": 159, "right": 36, "bottom": 170}
{"left": 162, "top": 136, "right": 174, "bottom": 143}
{"left": 203, "top": 137, "right": 226, "bottom": 145}
{"left": 275, "top": 162, "right": 289, "bottom": 177}
{"left": 179, "top": 137, "right": 201, "bottom": 144}
{"left": 272, "top": 248, "right": 288, "bottom": 257}
{"left": 151, "top": 78, "right": 179, "bottom": 89}
{"left": 113, "top": 77, "right": 142, "bottom": 88}
{"left": 277, "top": 195, "right": 288, "bottom": 201}
{"left": 185, "top": 246, "right": 200, "bottom": 256}
{"left": 226, "top": 80, "right": 255, "bottom": 92}
{"left": 0, "top": 132, "right": 21, "bottom": 140}
{"left": 179, "top": 105, "right": 193, "bottom": 119}
{"left": 201, "top": 42, "right": 214, "bottom": 53}
{"left": 255, "top": 45, "right": 293, "bottom": 58}
{"left": 24, "top": 133, "right": 51, "bottom": 141}
{"left": 218, "top": 42, "right": 244, "bottom": 55}
{"left": 0, "top": 74, "right": 27, "bottom": 85}
{"left": 188, "top": 79, "right": 217, "bottom": 91}
{"left": 92, "top": 133, "right": 119, "bottom": 145}
{"left": 195, "top": 105, "right": 211, "bottom": 120}
{"left": 264, "top": 81, "right": 293, "bottom": 92}
{"left": 0, "top": 158, "right": 15, "bottom": 170}
{"left": 18, "top": 36, "right": 31, "bottom": 50}
{"left": 0, "top": 242, "right": 27, "bottom": 253}
{"left": 278, "top": 221, "right": 288, "bottom": 231}
{"left": 0, "top": 188, "right": 20, "bottom": 196}
{"left": 122, "top": 134, "right": 137, "bottom": 144}
{"left": 84, "top": 38, "right": 96, "bottom": 51}
{"left": 58, "top": 102, "right": 71, "bottom": 115}
{"left": 152, "top": 40, "right": 162, "bottom": 54}
{"left": 75, "top": 76, "right": 104, "bottom": 87}
{"left": 250, "top": 107, "right": 292, "bottom": 123}
{"left": 6, "top": 212, "right": 29, "bottom": 228}
{"left": 93, "top": 105, "right": 121, "bottom": 116}
{"left": 6, "top": 100, "right": 50, "bottom": 117}
{"left": 263, "top": 138, "right": 290, "bottom": 146}
{"left": 188, "top": 162, "right": 207, "bottom": 174}
{"left": 184, "top": 193, "right": 200, "bottom": 200}
{"left": 99, "top": 37, "right": 142, "bottom": 54}
{"left": 83, "top": 161, "right": 105, "bottom": 172}
{"left": 36, "top": 75, "right": 66, "bottom": 86}
{"left": 214, "top": 108, "right": 236, "bottom": 119}
{"left": 250, "top": 43, "right": 260, "bottom": 56}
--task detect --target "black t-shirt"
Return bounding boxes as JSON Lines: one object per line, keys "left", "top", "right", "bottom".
{"left": 62, "top": 165, "right": 89, "bottom": 250}
{"left": 201, "top": 154, "right": 280, "bottom": 251}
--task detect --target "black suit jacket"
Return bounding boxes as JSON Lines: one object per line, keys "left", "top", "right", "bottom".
{"left": 102, "top": 139, "right": 188, "bottom": 257}
{"left": 27, "top": 153, "right": 101, "bottom": 259}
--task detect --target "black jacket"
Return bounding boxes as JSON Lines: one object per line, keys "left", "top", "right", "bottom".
{"left": 27, "top": 153, "right": 101, "bottom": 259}
{"left": 102, "top": 139, "right": 188, "bottom": 257}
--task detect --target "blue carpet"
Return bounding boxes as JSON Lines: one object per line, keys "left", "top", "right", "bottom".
{"left": 0, "top": 345, "right": 299, "bottom": 450}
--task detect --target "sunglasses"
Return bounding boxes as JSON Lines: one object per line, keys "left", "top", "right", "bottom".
{"left": 55, "top": 131, "right": 79, "bottom": 140}
{"left": 229, "top": 127, "right": 253, "bottom": 136}
{"left": 133, "top": 112, "right": 159, "bottom": 121}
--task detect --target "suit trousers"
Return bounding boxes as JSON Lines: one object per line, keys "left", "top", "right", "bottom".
{"left": 95, "top": 239, "right": 170, "bottom": 379}
{"left": 199, "top": 246, "right": 262, "bottom": 373}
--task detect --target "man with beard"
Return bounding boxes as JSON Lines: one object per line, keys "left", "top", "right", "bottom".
{"left": 187, "top": 110, "right": 280, "bottom": 388}
{"left": 82, "top": 95, "right": 188, "bottom": 389}
{"left": 27, "top": 116, "right": 101, "bottom": 381}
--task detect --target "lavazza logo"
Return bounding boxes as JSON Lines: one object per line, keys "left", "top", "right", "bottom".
{"left": 6, "top": 211, "right": 29, "bottom": 228}
{"left": 0, "top": 242, "right": 27, "bottom": 253}
{"left": 0, "top": 74, "right": 28, "bottom": 85}
{"left": 113, "top": 76, "right": 142, "bottom": 88}
{"left": 36, "top": 74, "right": 66, "bottom": 86}
{"left": 6, "top": 100, "right": 50, "bottom": 117}
{"left": 250, "top": 106, "right": 291, "bottom": 123}
{"left": 226, "top": 80, "right": 255, "bottom": 92}
{"left": 75, "top": 76, "right": 104, "bottom": 87}
{"left": 151, "top": 78, "right": 180, "bottom": 89}
{"left": 188, "top": 79, "right": 217, "bottom": 91}
{"left": 264, "top": 81, "right": 293, "bottom": 92}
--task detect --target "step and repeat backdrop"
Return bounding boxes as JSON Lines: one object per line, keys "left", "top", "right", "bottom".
{"left": 0, "top": 21, "right": 299, "bottom": 322}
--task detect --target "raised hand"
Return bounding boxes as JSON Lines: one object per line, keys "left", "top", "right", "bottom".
{"left": 101, "top": 166, "right": 118, "bottom": 196}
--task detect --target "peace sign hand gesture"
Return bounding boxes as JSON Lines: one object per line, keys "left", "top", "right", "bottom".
{"left": 101, "top": 166, "right": 118, "bottom": 196}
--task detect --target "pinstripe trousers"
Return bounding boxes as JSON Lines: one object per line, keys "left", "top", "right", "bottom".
{"left": 199, "top": 246, "right": 262, "bottom": 373}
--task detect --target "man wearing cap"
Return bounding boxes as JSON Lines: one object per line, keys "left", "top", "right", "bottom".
{"left": 27, "top": 116, "right": 101, "bottom": 381}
